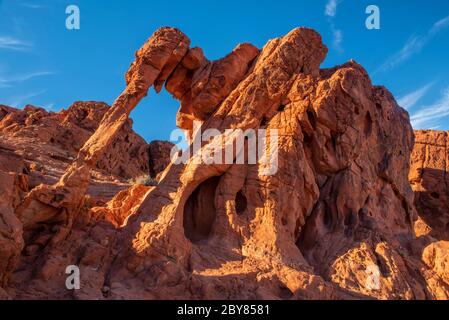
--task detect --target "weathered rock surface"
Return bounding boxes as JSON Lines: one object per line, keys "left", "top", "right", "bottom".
{"left": 408, "top": 130, "right": 449, "bottom": 299}
{"left": 166, "top": 43, "right": 260, "bottom": 134}
{"left": 0, "top": 26, "right": 448, "bottom": 300}
{"left": 10, "top": 28, "right": 190, "bottom": 248}
{"left": 0, "top": 101, "right": 149, "bottom": 182}
{"left": 0, "top": 102, "right": 171, "bottom": 293}
{"left": 0, "top": 171, "right": 27, "bottom": 288}
{"left": 148, "top": 140, "right": 174, "bottom": 179}
{"left": 410, "top": 130, "right": 449, "bottom": 240}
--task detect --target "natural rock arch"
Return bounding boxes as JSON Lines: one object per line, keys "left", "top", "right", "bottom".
{"left": 3, "top": 26, "right": 447, "bottom": 300}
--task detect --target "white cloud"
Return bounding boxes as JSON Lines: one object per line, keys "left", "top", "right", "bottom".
{"left": 377, "top": 14, "right": 449, "bottom": 73}
{"left": 0, "top": 79, "right": 11, "bottom": 88}
{"left": 7, "top": 90, "right": 46, "bottom": 108}
{"left": 378, "top": 36, "right": 426, "bottom": 72}
{"left": 324, "top": 0, "right": 344, "bottom": 52}
{"left": 430, "top": 14, "right": 449, "bottom": 34}
{"left": 411, "top": 87, "right": 449, "bottom": 128}
{"left": 325, "top": 0, "right": 339, "bottom": 17}
{"left": 0, "top": 36, "right": 33, "bottom": 51}
{"left": 0, "top": 71, "right": 56, "bottom": 88}
{"left": 397, "top": 82, "right": 434, "bottom": 109}
{"left": 19, "top": 3, "right": 46, "bottom": 9}
{"left": 332, "top": 28, "right": 343, "bottom": 52}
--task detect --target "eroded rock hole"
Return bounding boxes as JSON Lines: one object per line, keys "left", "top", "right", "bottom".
{"left": 325, "top": 134, "right": 337, "bottom": 152}
{"left": 22, "top": 165, "right": 30, "bottom": 175}
{"left": 303, "top": 131, "right": 313, "bottom": 145}
{"left": 235, "top": 190, "right": 247, "bottom": 215}
{"left": 344, "top": 212, "right": 356, "bottom": 227}
{"left": 281, "top": 216, "right": 288, "bottom": 226}
{"left": 375, "top": 253, "right": 390, "bottom": 277}
{"left": 430, "top": 192, "right": 440, "bottom": 199}
{"left": 148, "top": 150, "right": 156, "bottom": 178}
{"left": 278, "top": 285, "right": 294, "bottom": 299}
{"left": 364, "top": 111, "right": 373, "bottom": 137}
{"left": 323, "top": 205, "right": 332, "bottom": 229}
{"left": 306, "top": 109, "right": 317, "bottom": 129}
{"left": 183, "top": 176, "right": 221, "bottom": 243}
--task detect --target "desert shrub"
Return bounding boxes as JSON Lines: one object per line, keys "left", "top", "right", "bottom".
{"left": 128, "top": 175, "right": 158, "bottom": 186}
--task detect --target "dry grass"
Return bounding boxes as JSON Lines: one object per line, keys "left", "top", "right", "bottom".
{"left": 128, "top": 175, "right": 158, "bottom": 186}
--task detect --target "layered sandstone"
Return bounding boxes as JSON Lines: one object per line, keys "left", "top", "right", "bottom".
{"left": 408, "top": 130, "right": 449, "bottom": 298}
{"left": 0, "top": 102, "right": 171, "bottom": 290}
{"left": 0, "top": 101, "right": 149, "bottom": 182}
{"left": 0, "top": 26, "right": 448, "bottom": 300}
{"left": 410, "top": 130, "right": 449, "bottom": 240}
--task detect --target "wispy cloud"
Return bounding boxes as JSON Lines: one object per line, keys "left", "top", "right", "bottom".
{"left": 0, "top": 81, "right": 11, "bottom": 88}
{"left": 0, "top": 71, "right": 56, "bottom": 88}
{"left": 410, "top": 87, "right": 449, "bottom": 128}
{"left": 331, "top": 27, "right": 343, "bottom": 52}
{"left": 42, "top": 102, "right": 55, "bottom": 111}
{"left": 377, "top": 14, "right": 449, "bottom": 73}
{"left": 397, "top": 82, "right": 434, "bottom": 109}
{"left": 0, "top": 36, "right": 33, "bottom": 51}
{"left": 377, "top": 36, "right": 426, "bottom": 72}
{"left": 19, "top": 3, "right": 46, "bottom": 9}
{"left": 325, "top": 0, "right": 339, "bottom": 17}
{"left": 324, "top": 0, "right": 344, "bottom": 52}
{"left": 7, "top": 90, "right": 46, "bottom": 108}
{"left": 430, "top": 15, "right": 449, "bottom": 34}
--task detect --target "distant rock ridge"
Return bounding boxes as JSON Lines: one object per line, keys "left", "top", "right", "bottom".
{"left": 410, "top": 130, "right": 449, "bottom": 240}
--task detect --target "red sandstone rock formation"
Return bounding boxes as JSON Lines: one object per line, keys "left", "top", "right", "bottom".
{"left": 0, "top": 101, "right": 170, "bottom": 290}
{"left": 9, "top": 29, "right": 190, "bottom": 253}
{"left": 408, "top": 130, "right": 449, "bottom": 297}
{"left": 410, "top": 130, "right": 449, "bottom": 240}
{"left": 166, "top": 43, "right": 259, "bottom": 134}
{"left": 0, "top": 26, "right": 448, "bottom": 300}
{"left": 148, "top": 140, "right": 174, "bottom": 179}
{"left": 0, "top": 101, "right": 149, "bottom": 182}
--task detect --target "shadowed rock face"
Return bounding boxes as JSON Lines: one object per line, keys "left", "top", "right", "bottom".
{"left": 409, "top": 130, "right": 449, "bottom": 290}
{"left": 408, "top": 130, "right": 449, "bottom": 297}
{"left": 148, "top": 140, "right": 174, "bottom": 179}
{"left": 410, "top": 130, "right": 449, "bottom": 240}
{"left": 0, "top": 26, "right": 448, "bottom": 300}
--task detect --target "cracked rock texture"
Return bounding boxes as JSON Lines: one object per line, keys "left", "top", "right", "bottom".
{"left": 410, "top": 130, "right": 449, "bottom": 240}
{"left": 0, "top": 27, "right": 448, "bottom": 300}
{"left": 0, "top": 101, "right": 171, "bottom": 290}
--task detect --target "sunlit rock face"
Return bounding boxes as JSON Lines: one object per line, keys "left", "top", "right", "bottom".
{"left": 410, "top": 130, "right": 449, "bottom": 240}
{"left": 0, "top": 27, "right": 448, "bottom": 300}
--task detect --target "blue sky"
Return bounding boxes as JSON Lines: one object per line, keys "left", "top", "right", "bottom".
{"left": 1, "top": 0, "right": 448, "bottom": 143}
